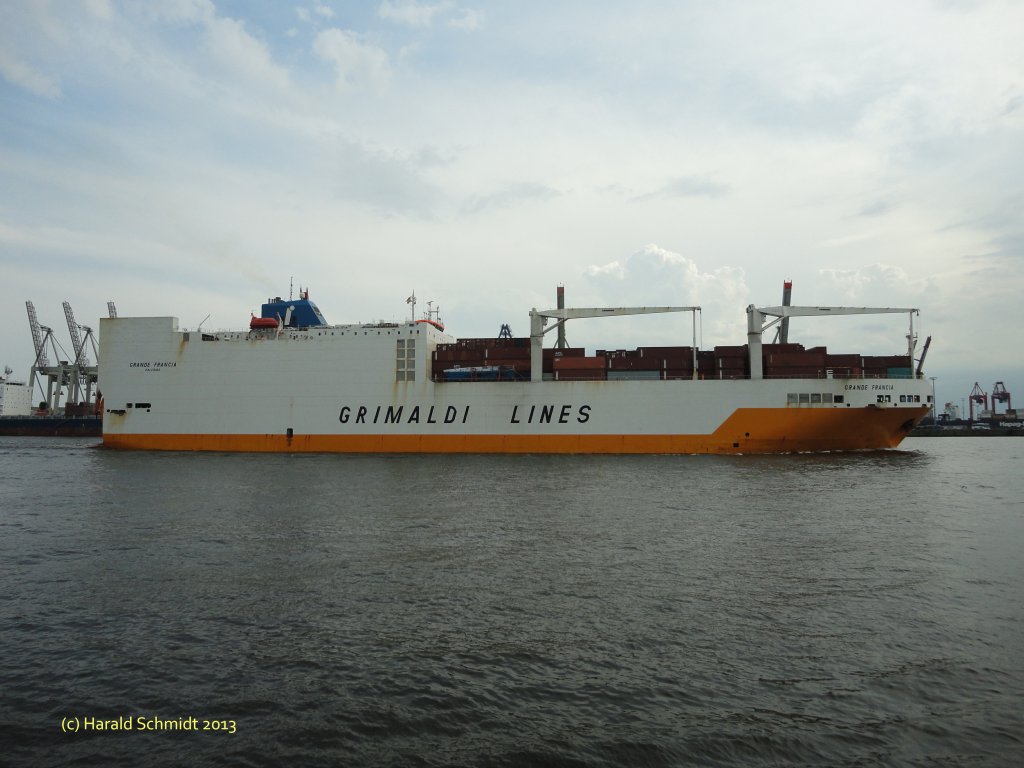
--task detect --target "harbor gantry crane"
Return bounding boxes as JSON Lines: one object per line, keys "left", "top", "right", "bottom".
{"left": 26, "top": 301, "right": 73, "bottom": 413}
{"left": 25, "top": 300, "right": 103, "bottom": 414}
{"left": 62, "top": 301, "right": 100, "bottom": 408}
{"left": 991, "top": 382, "right": 1012, "bottom": 418}
{"left": 968, "top": 382, "right": 988, "bottom": 422}
{"left": 26, "top": 301, "right": 49, "bottom": 369}
{"left": 64, "top": 301, "right": 87, "bottom": 404}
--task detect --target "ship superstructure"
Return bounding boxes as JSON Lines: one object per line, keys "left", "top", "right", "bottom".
{"left": 97, "top": 291, "right": 932, "bottom": 454}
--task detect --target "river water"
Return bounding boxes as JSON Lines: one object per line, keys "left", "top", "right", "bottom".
{"left": 1, "top": 437, "right": 1022, "bottom": 767}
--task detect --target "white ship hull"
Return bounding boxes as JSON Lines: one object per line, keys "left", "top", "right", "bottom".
{"left": 97, "top": 315, "right": 931, "bottom": 454}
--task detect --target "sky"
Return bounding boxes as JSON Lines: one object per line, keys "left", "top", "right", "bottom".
{"left": 2, "top": 0, "right": 1022, "bottom": 414}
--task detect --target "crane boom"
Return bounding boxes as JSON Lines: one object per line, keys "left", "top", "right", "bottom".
{"left": 529, "top": 305, "right": 701, "bottom": 383}
{"left": 25, "top": 301, "right": 49, "bottom": 367}
{"left": 63, "top": 301, "right": 88, "bottom": 366}
{"left": 747, "top": 305, "right": 920, "bottom": 380}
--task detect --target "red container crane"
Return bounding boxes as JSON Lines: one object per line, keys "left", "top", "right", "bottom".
{"left": 991, "top": 382, "right": 1012, "bottom": 417}
{"left": 968, "top": 382, "right": 988, "bottom": 421}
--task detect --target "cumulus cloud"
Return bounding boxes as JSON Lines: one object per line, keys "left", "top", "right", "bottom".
{"left": 378, "top": 1, "right": 454, "bottom": 27}
{"left": 313, "top": 28, "right": 390, "bottom": 89}
{"left": 583, "top": 244, "right": 749, "bottom": 346}
{"left": 204, "top": 17, "right": 290, "bottom": 91}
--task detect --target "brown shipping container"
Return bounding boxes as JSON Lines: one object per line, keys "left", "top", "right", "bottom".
{"left": 761, "top": 343, "right": 806, "bottom": 354}
{"left": 545, "top": 348, "right": 586, "bottom": 359}
{"left": 717, "top": 364, "right": 748, "bottom": 372}
{"left": 637, "top": 346, "right": 694, "bottom": 357}
{"left": 608, "top": 357, "right": 664, "bottom": 371}
{"left": 825, "top": 354, "right": 862, "bottom": 366}
{"left": 714, "top": 345, "right": 748, "bottom": 358}
{"left": 765, "top": 352, "right": 826, "bottom": 366}
{"left": 554, "top": 356, "right": 606, "bottom": 370}
{"left": 863, "top": 355, "right": 911, "bottom": 368}
{"left": 484, "top": 347, "right": 530, "bottom": 360}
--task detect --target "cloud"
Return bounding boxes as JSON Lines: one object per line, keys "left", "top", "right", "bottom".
{"left": 313, "top": 28, "right": 391, "bottom": 89}
{"left": 816, "top": 231, "right": 879, "bottom": 249}
{"left": 857, "top": 200, "right": 893, "bottom": 217}
{"left": 204, "top": 17, "right": 290, "bottom": 91}
{"left": 584, "top": 244, "right": 749, "bottom": 346}
{"left": 136, "top": 0, "right": 215, "bottom": 25}
{"left": 463, "top": 182, "right": 560, "bottom": 214}
{"left": 818, "top": 264, "right": 930, "bottom": 302}
{"left": 448, "top": 9, "right": 484, "bottom": 30}
{"left": 84, "top": 0, "right": 113, "bottom": 20}
{"left": 377, "top": 1, "right": 454, "bottom": 27}
{"left": 0, "top": 50, "right": 61, "bottom": 98}
{"left": 632, "top": 176, "right": 730, "bottom": 202}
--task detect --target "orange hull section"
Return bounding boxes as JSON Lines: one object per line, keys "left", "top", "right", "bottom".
{"left": 102, "top": 406, "right": 927, "bottom": 454}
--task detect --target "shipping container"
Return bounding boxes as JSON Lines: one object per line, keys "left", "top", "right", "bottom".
{"left": 608, "top": 370, "right": 662, "bottom": 381}
{"left": 554, "top": 370, "right": 607, "bottom": 381}
{"left": 554, "top": 356, "right": 606, "bottom": 370}
{"left": 714, "top": 345, "right": 748, "bottom": 358}
{"left": 825, "top": 354, "right": 862, "bottom": 367}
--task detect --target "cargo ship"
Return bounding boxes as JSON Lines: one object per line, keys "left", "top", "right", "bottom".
{"left": 97, "top": 290, "right": 933, "bottom": 454}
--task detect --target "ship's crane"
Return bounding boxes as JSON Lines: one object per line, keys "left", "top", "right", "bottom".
{"left": 555, "top": 285, "right": 568, "bottom": 349}
{"left": 747, "top": 305, "right": 920, "bottom": 380}
{"left": 915, "top": 335, "right": 932, "bottom": 377}
{"left": 530, "top": 304, "right": 701, "bottom": 383}
{"left": 991, "top": 382, "right": 1012, "bottom": 417}
{"left": 771, "top": 280, "right": 793, "bottom": 344}
{"left": 968, "top": 382, "right": 988, "bottom": 422}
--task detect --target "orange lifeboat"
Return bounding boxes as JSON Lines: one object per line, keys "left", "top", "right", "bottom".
{"left": 250, "top": 316, "right": 278, "bottom": 329}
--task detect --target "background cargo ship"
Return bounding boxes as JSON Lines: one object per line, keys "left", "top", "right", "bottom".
{"left": 0, "top": 368, "right": 101, "bottom": 436}
{"left": 96, "top": 288, "right": 933, "bottom": 454}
